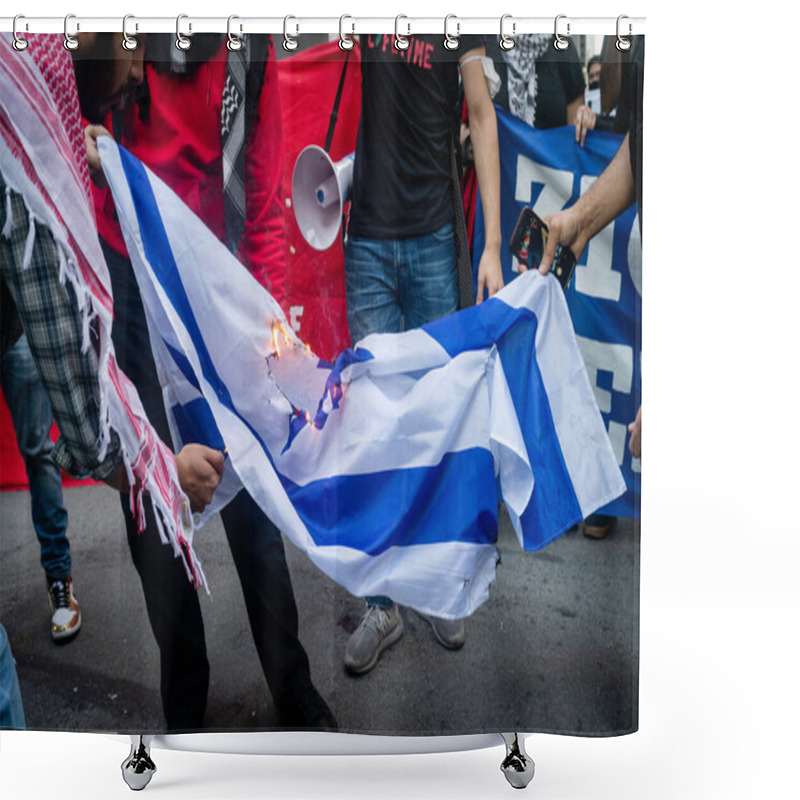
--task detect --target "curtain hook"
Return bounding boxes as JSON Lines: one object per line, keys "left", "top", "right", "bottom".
{"left": 227, "top": 15, "right": 243, "bottom": 51}
{"left": 176, "top": 14, "right": 192, "bottom": 51}
{"left": 122, "top": 14, "right": 139, "bottom": 51}
{"left": 554, "top": 14, "right": 570, "bottom": 51}
{"left": 444, "top": 14, "right": 460, "bottom": 51}
{"left": 64, "top": 14, "right": 80, "bottom": 51}
{"left": 283, "top": 15, "right": 299, "bottom": 51}
{"left": 339, "top": 15, "right": 355, "bottom": 50}
{"left": 395, "top": 15, "right": 410, "bottom": 51}
{"left": 616, "top": 15, "right": 632, "bottom": 52}
{"left": 500, "top": 14, "right": 515, "bottom": 51}
{"left": 12, "top": 14, "right": 29, "bottom": 51}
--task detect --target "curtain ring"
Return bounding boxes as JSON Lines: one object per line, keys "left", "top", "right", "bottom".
{"left": 395, "top": 15, "right": 410, "bottom": 51}
{"left": 227, "top": 15, "right": 243, "bottom": 51}
{"left": 64, "top": 14, "right": 79, "bottom": 51}
{"left": 283, "top": 15, "right": 299, "bottom": 51}
{"left": 122, "top": 14, "right": 139, "bottom": 51}
{"left": 616, "top": 15, "right": 632, "bottom": 52}
{"left": 553, "top": 14, "right": 570, "bottom": 51}
{"left": 176, "top": 14, "right": 192, "bottom": 51}
{"left": 499, "top": 14, "right": 515, "bottom": 51}
{"left": 339, "top": 15, "right": 355, "bottom": 51}
{"left": 444, "top": 14, "right": 460, "bottom": 51}
{"left": 12, "top": 14, "right": 29, "bottom": 51}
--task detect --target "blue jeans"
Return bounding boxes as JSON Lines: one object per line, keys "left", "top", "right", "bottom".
{"left": 0, "top": 624, "right": 25, "bottom": 729}
{"left": 1, "top": 335, "right": 70, "bottom": 579}
{"left": 344, "top": 222, "right": 458, "bottom": 343}
{"left": 344, "top": 222, "right": 458, "bottom": 607}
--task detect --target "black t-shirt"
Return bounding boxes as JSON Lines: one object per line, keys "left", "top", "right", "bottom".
{"left": 348, "top": 34, "right": 483, "bottom": 239}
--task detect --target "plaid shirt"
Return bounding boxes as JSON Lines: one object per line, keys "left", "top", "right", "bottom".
{"left": 1, "top": 178, "right": 122, "bottom": 481}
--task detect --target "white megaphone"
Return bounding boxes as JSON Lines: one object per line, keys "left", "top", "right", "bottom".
{"left": 291, "top": 145, "right": 354, "bottom": 251}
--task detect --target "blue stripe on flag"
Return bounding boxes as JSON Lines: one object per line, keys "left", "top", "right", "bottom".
{"left": 118, "top": 148, "right": 235, "bottom": 411}
{"left": 425, "top": 297, "right": 582, "bottom": 548}
{"left": 422, "top": 294, "right": 532, "bottom": 356}
{"left": 496, "top": 317, "right": 582, "bottom": 548}
{"left": 118, "top": 147, "right": 278, "bottom": 463}
{"left": 164, "top": 340, "right": 201, "bottom": 392}
{"left": 281, "top": 448, "right": 498, "bottom": 555}
{"left": 170, "top": 399, "right": 225, "bottom": 451}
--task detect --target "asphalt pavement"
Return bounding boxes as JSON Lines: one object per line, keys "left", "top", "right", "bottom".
{"left": 1, "top": 485, "right": 639, "bottom": 737}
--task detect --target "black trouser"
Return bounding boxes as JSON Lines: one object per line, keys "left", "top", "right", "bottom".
{"left": 104, "top": 239, "right": 314, "bottom": 730}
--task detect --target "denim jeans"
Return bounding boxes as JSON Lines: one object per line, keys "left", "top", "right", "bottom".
{"left": 0, "top": 623, "right": 25, "bottom": 729}
{"left": 344, "top": 222, "right": 458, "bottom": 343}
{"left": 1, "top": 335, "right": 70, "bottom": 579}
{"left": 344, "top": 222, "right": 458, "bottom": 608}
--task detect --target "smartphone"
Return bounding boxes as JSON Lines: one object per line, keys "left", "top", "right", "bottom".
{"left": 509, "top": 207, "right": 577, "bottom": 291}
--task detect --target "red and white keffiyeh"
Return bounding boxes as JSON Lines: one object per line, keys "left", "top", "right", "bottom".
{"left": 0, "top": 33, "right": 205, "bottom": 589}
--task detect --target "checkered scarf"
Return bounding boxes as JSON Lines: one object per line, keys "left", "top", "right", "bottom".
{"left": 0, "top": 34, "right": 205, "bottom": 590}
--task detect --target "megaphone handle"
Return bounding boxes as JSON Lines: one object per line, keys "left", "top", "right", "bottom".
{"left": 341, "top": 206, "right": 349, "bottom": 250}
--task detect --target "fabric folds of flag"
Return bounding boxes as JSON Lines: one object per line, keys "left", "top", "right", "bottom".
{"left": 99, "top": 138, "right": 625, "bottom": 620}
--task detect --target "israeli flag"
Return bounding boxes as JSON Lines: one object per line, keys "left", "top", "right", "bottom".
{"left": 99, "top": 139, "right": 625, "bottom": 620}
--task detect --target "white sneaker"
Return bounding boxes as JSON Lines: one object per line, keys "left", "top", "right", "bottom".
{"left": 47, "top": 576, "right": 81, "bottom": 642}
{"left": 344, "top": 603, "right": 404, "bottom": 675}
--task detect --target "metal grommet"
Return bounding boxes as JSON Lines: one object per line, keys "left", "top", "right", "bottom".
{"left": 553, "top": 14, "right": 570, "bottom": 51}
{"left": 616, "top": 15, "right": 632, "bottom": 52}
{"left": 176, "top": 14, "right": 191, "bottom": 51}
{"left": 499, "top": 13, "right": 515, "bottom": 51}
{"left": 283, "top": 15, "right": 298, "bottom": 52}
{"left": 444, "top": 14, "right": 460, "bottom": 51}
{"left": 395, "top": 15, "right": 410, "bottom": 51}
{"left": 64, "top": 14, "right": 79, "bottom": 51}
{"left": 122, "top": 14, "right": 139, "bottom": 51}
{"left": 339, "top": 15, "right": 354, "bottom": 51}
{"left": 12, "top": 15, "right": 29, "bottom": 51}
{"left": 227, "top": 15, "right": 243, "bottom": 51}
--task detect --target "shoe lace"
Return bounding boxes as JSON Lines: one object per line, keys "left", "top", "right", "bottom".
{"left": 49, "top": 580, "right": 69, "bottom": 610}
{"left": 362, "top": 605, "right": 391, "bottom": 635}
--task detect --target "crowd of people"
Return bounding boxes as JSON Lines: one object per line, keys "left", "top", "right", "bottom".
{"left": 1, "top": 28, "right": 642, "bottom": 730}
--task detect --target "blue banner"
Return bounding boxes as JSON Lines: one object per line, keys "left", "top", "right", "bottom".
{"left": 473, "top": 108, "right": 641, "bottom": 518}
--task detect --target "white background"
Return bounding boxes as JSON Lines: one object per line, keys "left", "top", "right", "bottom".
{"left": 3, "top": 1, "right": 799, "bottom": 798}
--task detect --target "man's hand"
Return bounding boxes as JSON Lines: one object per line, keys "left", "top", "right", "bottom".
{"left": 536, "top": 207, "right": 585, "bottom": 276}
{"left": 175, "top": 444, "right": 225, "bottom": 513}
{"left": 84, "top": 124, "right": 112, "bottom": 189}
{"left": 475, "top": 248, "right": 504, "bottom": 303}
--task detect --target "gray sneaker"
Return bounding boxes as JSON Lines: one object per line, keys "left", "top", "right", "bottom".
{"left": 344, "top": 603, "right": 404, "bottom": 674}
{"left": 419, "top": 614, "right": 465, "bottom": 650}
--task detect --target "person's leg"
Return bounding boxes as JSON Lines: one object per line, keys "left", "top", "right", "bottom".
{"left": 398, "top": 222, "right": 458, "bottom": 330}
{"left": 0, "top": 624, "right": 25, "bottom": 729}
{"left": 344, "top": 234, "right": 403, "bottom": 344}
{"left": 1, "top": 336, "right": 70, "bottom": 578}
{"left": 342, "top": 235, "right": 406, "bottom": 673}
{"left": 1, "top": 336, "right": 77, "bottom": 641}
{"left": 221, "top": 492, "right": 336, "bottom": 728}
{"left": 398, "top": 223, "right": 466, "bottom": 651}
{"left": 104, "top": 240, "right": 209, "bottom": 730}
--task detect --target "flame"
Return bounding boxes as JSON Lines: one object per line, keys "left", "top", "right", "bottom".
{"left": 271, "top": 323, "right": 281, "bottom": 358}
